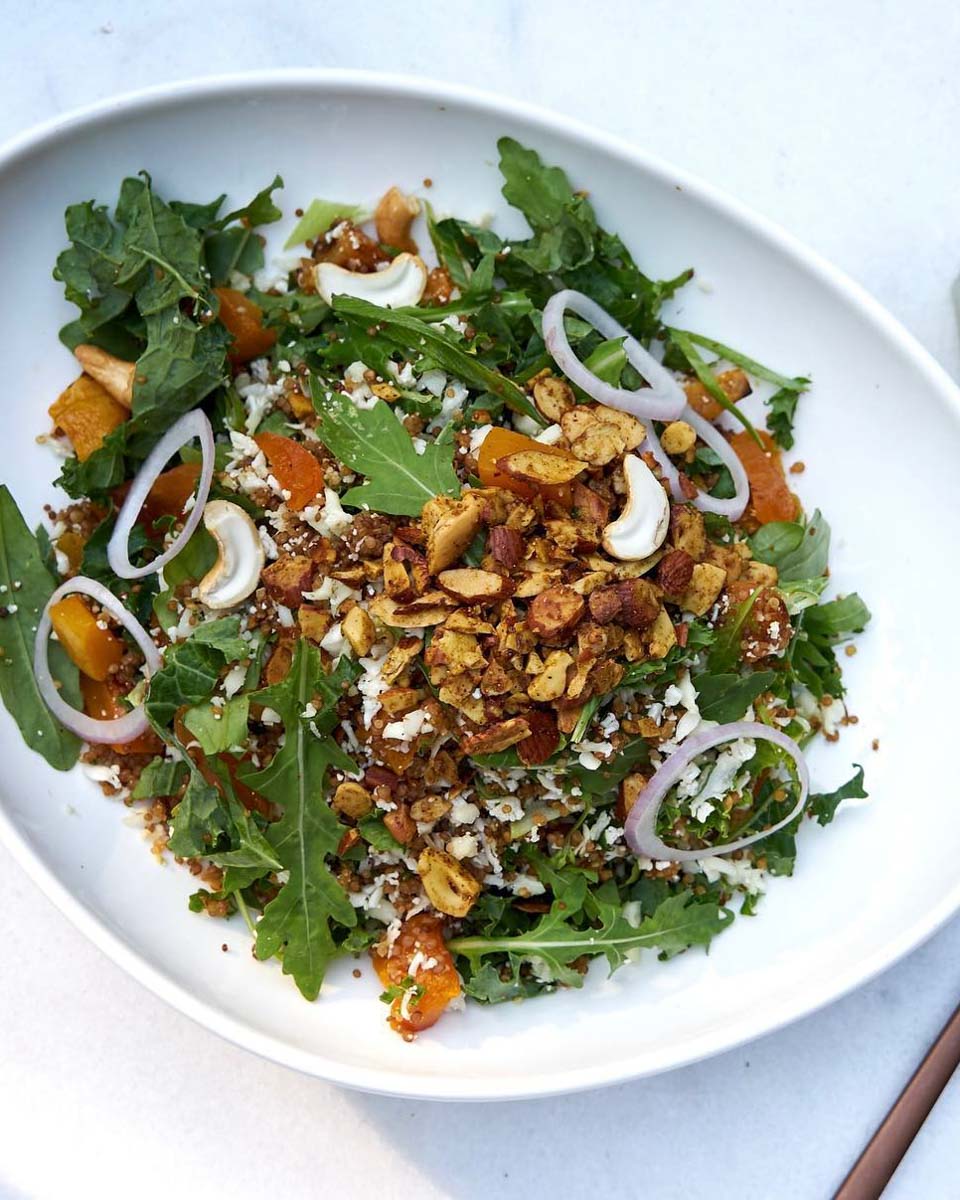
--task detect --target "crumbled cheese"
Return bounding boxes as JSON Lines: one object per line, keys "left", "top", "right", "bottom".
{"left": 357, "top": 647, "right": 391, "bottom": 726}
{"left": 320, "top": 621, "right": 349, "bottom": 660}
{"left": 484, "top": 796, "right": 522, "bottom": 822}
{"left": 418, "top": 368, "right": 447, "bottom": 397}
{"left": 382, "top": 707, "right": 433, "bottom": 743}
{"left": 512, "top": 412, "right": 542, "bottom": 437}
{"left": 236, "top": 372, "right": 287, "bottom": 434}
{"left": 693, "top": 738, "right": 756, "bottom": 807}
{"left": 222, "top": 663, "right": 247, "bottom": 698}
{"left": 468, "top": 424, "right": 493, "bottom": 454}
{"left": 258, "top": 526, "right": 279, "bottom": 561}
{"left": 260, "top": 707, "right": 282, "bottom": 726}
{"left": 303, "top": 487, "right": 354, "bottom": 538}
{"left": 82, "top": 763, "right": 122, "bottom": 790}
{"left": 343, "top": 361, "right": 378, "bottom": 409}
{"left": 276, "top": 605, "right": 295, "bottom": 628}
{"left": 426, "top": 379, "right": 469, "bottom": 432}
{"left": 301, "top": 575, "right": 359, "bottom": 613}
{"left": 697, "top": 855, "right": 768, "bottom": 893}
{"left": 411, "top": 437, "right": 428, "bottom": 456}
{"left": 534, "top": 423, "right": 563, "bottom": 445}
{"left": 252, "top": 252, "right": 300, "bottom": 295}
{"left": 447, "top": 834, "right": 479, "bottom": 860}
{"left": 449, "top": 796, "right": 480, "bottom": 826}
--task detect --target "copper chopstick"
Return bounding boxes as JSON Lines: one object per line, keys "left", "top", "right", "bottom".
{"left": 834, "top": 1001, "right": 960, "bottom": 1199}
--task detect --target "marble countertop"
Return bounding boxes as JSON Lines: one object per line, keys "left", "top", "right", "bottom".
{"left": 2, "top": 2, "right": 959, "bottom": 1197}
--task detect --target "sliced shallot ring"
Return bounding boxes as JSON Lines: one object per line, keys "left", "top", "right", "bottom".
{"left": 642, "top": 406, "right": 750, "bottom": 520}
{"left": 624, "top": 721, "right": 809, "bottom": 862}
{"left": 542, "top": 289, "right": 686, "bottom": 421}
{"left": 34, "top": 576, "right": 162, "bottom": 745}
{"left": 107, "top": 410, "right": 215, "bottom": 580}
{"left": 683, "top": 407, "right": 750, "bottom": 519}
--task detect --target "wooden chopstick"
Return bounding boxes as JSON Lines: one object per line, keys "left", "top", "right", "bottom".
{"left": 834, "top": 1001, "right": 960, "bottom": 1199}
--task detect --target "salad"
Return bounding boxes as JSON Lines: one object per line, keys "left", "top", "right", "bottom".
{"left": 0, "top": 139, "right": 871, "bottom": 1038}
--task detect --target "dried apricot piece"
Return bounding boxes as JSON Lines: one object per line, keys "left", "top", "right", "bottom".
{"left": 730, "top": 430, "right": 799, "bottom": 525}
{"left": 254, "top": 431, "right": 324, "bottom": 511}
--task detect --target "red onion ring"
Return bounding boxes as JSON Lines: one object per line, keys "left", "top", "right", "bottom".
{"left": 107, "top": 410, "right": 215, "bottom": 580}
{"left": 34, "top": 576, "right": 162, "bottom": 744}
{"left": 542, "top": 289, "right": 686, "bottom": 421}
{"left": 624, "top": 721, "right": 809, "bottom": 862}
{"left": 641, "top": 405, "right": 750, "bottom": 520}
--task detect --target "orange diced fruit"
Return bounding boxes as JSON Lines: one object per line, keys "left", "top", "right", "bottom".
{"left": 214, "top": 287, "right": 277, "bottom": 363}
{"left": 254, "top": 431, "right": 324, "bottom": 511}
{"left": 49, "top": 595, "right": 125, "bottom": 681}
{"left": 49, "top": 375, "right": 128, "bottom": 462}
{"left": 371, "top": 914, "right": 462, "bottom": 1036}
{"left": 730, "top": 429, "right": 800, "bottom": 525}
{"left": 80, "top": 675, "right": 161, "bottom": 753}
{"left": 476, "top": 427, "right": 575, "bottom": 506}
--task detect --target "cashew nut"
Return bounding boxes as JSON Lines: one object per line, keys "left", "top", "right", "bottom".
{"left": 197, "top": 500, "right": 265, "bottom": 609}
{"left": 374, "top": 187, "right": 420, "bottom": 252}
{"left": 314, "top": 251, "right": 427, "bottom": 309}
{"left": 74, "top": 344, "right": 135, "bottom": 408}
{"left": 602, "top": 454, "right": 670, "bottom": 561}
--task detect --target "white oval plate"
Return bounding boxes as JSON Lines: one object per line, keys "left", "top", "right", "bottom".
{"left": 1, "top": 71, "right": 958, "bottom": 1101}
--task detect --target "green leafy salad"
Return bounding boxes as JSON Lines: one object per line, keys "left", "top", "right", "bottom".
{"left": 0, "top": 137, "right": 870, "bottom": 1037}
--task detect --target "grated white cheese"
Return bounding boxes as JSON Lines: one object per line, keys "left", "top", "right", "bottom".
{"left": 534, "top": 423, "right": 564, "bottom": 446}
{"left": 303, "top": 487, "right": 354, "bottom": 538}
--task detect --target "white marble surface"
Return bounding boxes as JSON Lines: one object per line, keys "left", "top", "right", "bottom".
{"left": 2, "top": 2, "right": 959, "bottom": 1197}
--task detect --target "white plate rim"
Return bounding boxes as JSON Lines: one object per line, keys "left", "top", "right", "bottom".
{"left": 1, "top": 67, "right": 958, "bottom": 1101}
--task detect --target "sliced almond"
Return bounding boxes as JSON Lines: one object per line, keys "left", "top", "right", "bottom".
{"left": 417, "top": 847, "right": 481, "bottom": 917}
{"left": 494, "top": 449, "right": 587, "bottom": 486}
{"left": 370, "top": 593, "right": 453, "bottom": 629}
{"left": 424, "top": 496, "right": 484, "bottom": 575}
{"left": 437, "top": 567, "right": 515, "bottom": 605}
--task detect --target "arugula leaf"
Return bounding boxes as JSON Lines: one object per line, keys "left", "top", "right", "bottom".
{"left": 357, "top": 813, "right": 404, "bottom": 853}
{"left": 0, "top": 488, "right": 81, "bottom": 770}
{"left": 182, "top": 695, "right": 250, "bottom": 754}
{"left": 312, "top": 384, "right": 460, "bottom": 517}
{"left": 450, "top": 889, "right": 732, "bottom": 987}
{"left": 784, "top": 592, "right": 870, "bottom": 701}
{"left": 707, "top": 590, "right": 762, "bottom": 674}
{"left": 167, "top": 770, "right": 230, "bottom": 858}
{"left": 766, "top": 386, "right": 801, "bottom": 450}
{"left": 808, "top": 765, "right": 867, "bottom": 826}
{"left": 695, "top": 670, "right": 777, "bottom": 722}
{"left": 571, "top": 736, "right": 650, "bottom": 797}
{"left": 131, "top": 756, "right": 188, "bottom": 801}
{"left": 804, "top": 594, "right": 871, "bottom": 638}
{"left": 497, "top": 136, "right": 597, "bottom": 272}
{"left": 330, "top": 295, "right": 543, "bottom": 424}
{"left": 668, "top": 327, "right": 760, "bottom": 440}
{"left": 283, "top": 198, "right": 366, "bottom": 250}
{"left": 750, "top": 509, "right": 830, "bottom": 581}
{"left": 667, "top": 328, "right": 809, "bottom": 394}
{"left": 778, "top": 576, "right": 829, "bottom": 615}
{"left": 217, "top": 176, "right": 284, "bottom": 230}
{"left": 241, "top": 643, "right": 358, "bottom": 1000}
